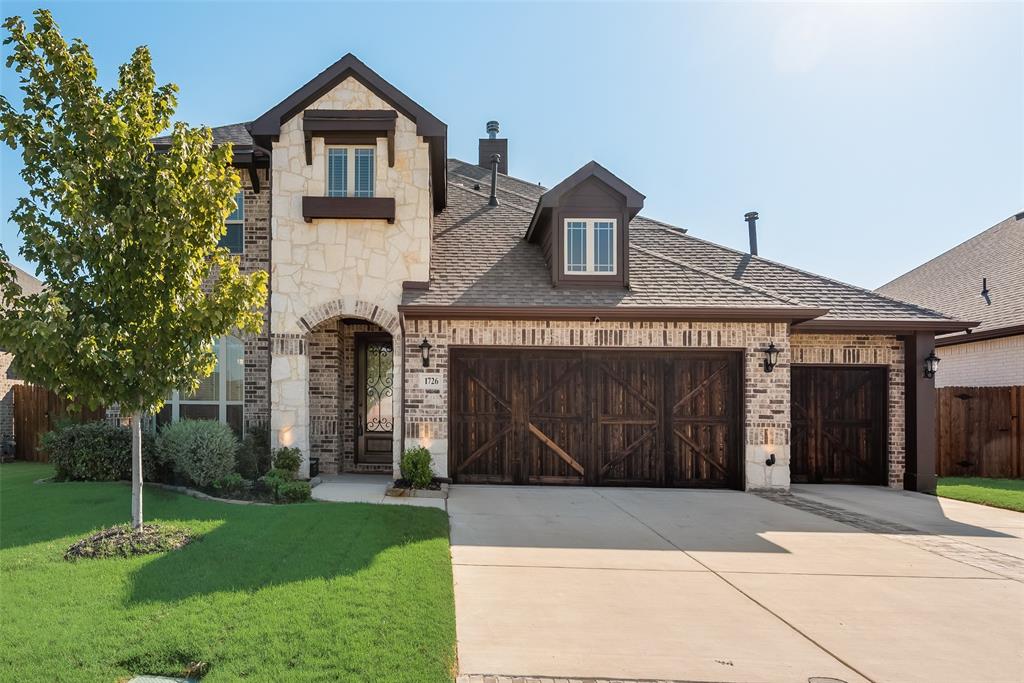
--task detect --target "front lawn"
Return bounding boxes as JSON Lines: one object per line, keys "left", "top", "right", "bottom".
{"left": 0, "top": 462, "right": 455, "bottom": 682}
{"left": 937, "top": 477, "right": 1024, "bottom": 513}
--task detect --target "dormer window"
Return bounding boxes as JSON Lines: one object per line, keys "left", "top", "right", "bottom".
{"left": 565, "top": 218, "right": 617, "bottom": 275}
{"left": 327, "top": 146, "right": 375, "bottom": 198}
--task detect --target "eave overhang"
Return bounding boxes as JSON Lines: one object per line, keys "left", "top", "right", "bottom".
{"left": 935, "top": 323, "right": 1024, "bottom": 347}
{"left": 397, "top": 304, "right": 828, "bottom": 323}
{"left": 792, "top": 318, "right": 980, "bottom": 336}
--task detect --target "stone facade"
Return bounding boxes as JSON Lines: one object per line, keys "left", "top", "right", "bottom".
{"left": 403, "top": 319, "right": 792, "bottom": 490}
{"left": 934, "top": 334, "right": 1024, "bottom": 388}
{"left": 268, "top": 77, "right": 431, "bottom": 474}
{"left": 789, "top": 333, "right": 906, "bottom": 487}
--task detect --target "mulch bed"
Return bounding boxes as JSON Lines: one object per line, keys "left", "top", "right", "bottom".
{"left": 64, "top": 523, "right": 193, "bottom": 561}
{"left": 391, "top": 477, "right": 447, "bottom": 491}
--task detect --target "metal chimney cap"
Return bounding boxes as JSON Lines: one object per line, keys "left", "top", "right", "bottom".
{"left": 486, "top": 120, "right": 500, "bottom": 139}
{"left": 744, "top": 211, "right": 759, "bottom": 221}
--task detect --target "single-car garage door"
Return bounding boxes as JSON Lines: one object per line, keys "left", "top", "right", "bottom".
{"left": 449, "top": 349, "right": 742, "bottom": 488}
{"left": 791, "top": 365, "right": 888, "bottom": 484}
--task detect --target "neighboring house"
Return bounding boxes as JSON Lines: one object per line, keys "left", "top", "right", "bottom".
{"left": 0, "top": 264, "right": 45, "bottom": 453}
{"left": 877, "top": 213, "right": 1024, "bottom": 388}
{"left": 155, "top": 54, "right": 971, "bottom": 492}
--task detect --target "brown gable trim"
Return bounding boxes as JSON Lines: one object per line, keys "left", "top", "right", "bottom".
{"left": 935, "top": 323, "right": 1024, "bottom": 347}
{"left": 249, "top": 54, "right": 445, "bottom": 138}
{"left": 302, "top": 110, "right": 397, "bottom": 166}
{"left": 526, "top": 161, "right": 646, "bottom": 242}
{"left": 793, "top": 318, "right": 979, "bottom": 335}
{"left": 398, "top": 304, "right": 828, "bottom": 323}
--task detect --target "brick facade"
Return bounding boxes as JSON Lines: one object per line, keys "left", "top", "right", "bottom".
{"left": 239, "top": 168, "right": 272, "bottom": 431}
{"left": 789, "top": 333, "right": 906, "bottom": 487}
{"left": 0, "top": 352, "right": 20, "bottom": 451}
{"left": 402, "top": 319, "right": 792, "bottom": 489}
{"left": 307, "top": 318, "right": 391, "bottom": 474}
{"left": 934, "top": 334, "right": 1024, "bottom": 388}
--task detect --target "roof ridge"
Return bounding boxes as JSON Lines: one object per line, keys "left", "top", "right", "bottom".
{"left": 447, "top": 170, "right": 542, "bottom": 207}
{"left": 645, "top": 225, "right": 955, "bottom": 321}
{"left": 448, "top": 157, "right": 548, "bottom": 192}
{"left": 448, "top": 181, "right": 536, "bottom": 216}
{"left": 631, "top": 244, "right": 805, "bottom": 307}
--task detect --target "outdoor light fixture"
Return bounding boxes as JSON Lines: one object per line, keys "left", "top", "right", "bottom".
{"left": 763, "top": 342, "right": 780, "bottom": 373}
{"left": 419, "top": 338, "right": 432, "bottom": 367}
{"left": 923, "top": 350, "right": 940, "bottom": 379}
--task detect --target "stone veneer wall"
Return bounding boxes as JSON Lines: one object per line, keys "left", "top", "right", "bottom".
{"left": 403, "top": 319, "right": 792, "bottom": 490}
{"left": 789, "top": 333, "right": 906, "bottom": 487}
{"left": 268, "top": 77, "right": 431, "bottom": 471}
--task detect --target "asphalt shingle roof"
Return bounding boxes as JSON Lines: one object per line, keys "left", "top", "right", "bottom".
{"left": 152, "top": 122, "right": 254, "bottom": 147}
{"left": 876, "top": 213, "right": 1024, "bottom": 337}
{"left": 402, "top": 159, "right": 960, "bottom": 327}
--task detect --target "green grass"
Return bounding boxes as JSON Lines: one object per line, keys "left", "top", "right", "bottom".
{"left": 0, "top": 462, "right": 456, "bottom": 682}
{"left": 937, "top": 477, "right": 1024, "bottom": 513}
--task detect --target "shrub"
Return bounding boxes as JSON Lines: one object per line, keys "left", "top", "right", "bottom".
{"left": 277, "top": 480, "right": 311, "bottom": 503}
{"left": 400, "top": 446, "right": 434, "bottom": 489}
{"left": 42, "top": 421, "right": 162, "bottom": 482}
{"left": 157, "top": 419, "right": 239, "bottom": 488}
{"left": 272, "top": 446, "right": 302, "bottom": 474}
{"left": 236, "top": 423, "right": 272, "bottom": 479}
{"left": 212, "top": 472, "right": 250, "bottom": 498}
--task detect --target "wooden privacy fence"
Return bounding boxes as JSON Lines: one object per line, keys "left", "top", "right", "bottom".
{"left": 13, "top": 384, "right": 106, "bottom": 462}
{"left": 937, "top": 386, "right": 1023, "bottom": 479}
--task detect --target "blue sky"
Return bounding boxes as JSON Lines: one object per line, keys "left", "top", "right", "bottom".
{"left": 2, "top": 1, "right": 1021, "bottom": 289}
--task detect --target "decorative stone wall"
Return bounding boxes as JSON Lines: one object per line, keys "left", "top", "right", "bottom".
{"left": 403, "top": 319, "right": 792, "bottom": 490}
{"left": 269, "top": 76, "right": 430, "bottom": 469}
{"left": 934, "top": 335, "right": 1024, "bottom": 388}
{"left": 790, "top": 333, "right": 906, "bottom": 487}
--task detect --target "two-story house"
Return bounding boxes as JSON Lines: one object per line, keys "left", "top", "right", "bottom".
{"left": 160, "top": 54, "right": 973, "bottom": 492}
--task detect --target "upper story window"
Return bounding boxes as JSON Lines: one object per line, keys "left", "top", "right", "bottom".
{"left": 220, "top": 191, "right": 244, "bottom": 254}
{"left": 327, "top": 146, "right": 375, "bottom": 198}
{"left": 564, "top": 218, "right": 617, "bottom": 275}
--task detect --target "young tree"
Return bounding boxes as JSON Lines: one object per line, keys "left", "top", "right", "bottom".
{"left": 0, "top": 10, "right": 267, "bottom": 528}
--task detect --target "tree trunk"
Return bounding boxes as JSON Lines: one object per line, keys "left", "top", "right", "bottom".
{"left": 131, "top": 411, "right": 143, "bottom": 529}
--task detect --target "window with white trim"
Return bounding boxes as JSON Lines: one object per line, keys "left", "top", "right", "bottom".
{"left": 327, "top": 146, "right": 375, "bottom": 198}
{"left": 157, "top": 336, "right": 244, "bottom": 434}
{"left": 564, "top": 218, "right": 617, "bottom": 274}
{"left": 220, "top": 191, "right": 244, "bottom": 254}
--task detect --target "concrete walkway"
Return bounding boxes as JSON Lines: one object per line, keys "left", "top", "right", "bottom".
{"left": 449, "top": 485, "right": 1024, "bottom": 683}
{"left": 310, "top": 474, "right": 445, "bottom": 509}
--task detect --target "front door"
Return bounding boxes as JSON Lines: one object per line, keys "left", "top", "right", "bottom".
{"left": 355, "top": 333, "right": 394, "bottom": 465}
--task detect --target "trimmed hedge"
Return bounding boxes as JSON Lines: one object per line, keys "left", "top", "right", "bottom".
{"left": 157, "top": 419, "right": 239, "bottom": 488}
{"left": 42, "top": 421, "right": 163, "bottom": 482}
{"left": 400, "top": 446, "right": 433, "bottom": 489}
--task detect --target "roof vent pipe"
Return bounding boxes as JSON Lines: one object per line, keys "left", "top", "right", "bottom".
{"left": 486, "top": 120, "right": 500, "bottom": 140}
{"left": 745, "top": 211, "right": 759, "bottom": 256}
{"left": 488, "top": 153, "right": 500, "bottom": 207}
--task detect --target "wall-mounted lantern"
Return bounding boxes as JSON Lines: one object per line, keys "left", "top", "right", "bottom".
{"left": 419, "top": 338, "right": 432, "bottom": 368}
{"left": 923, "top": 350, "right": 940, "bottom": 379}
{"left": 763, "top": 342, "right": 780, "bottom": 373}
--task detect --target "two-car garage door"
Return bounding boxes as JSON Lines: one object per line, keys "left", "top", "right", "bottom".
{"left": 449, "top": 349, "right": 743, "bottom": 488}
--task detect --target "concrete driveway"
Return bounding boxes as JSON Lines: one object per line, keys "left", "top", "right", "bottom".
{"left": 448, "top": 485, "right": 1024, "bottom": 683}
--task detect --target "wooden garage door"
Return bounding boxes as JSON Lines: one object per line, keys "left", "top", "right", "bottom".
{"left": 449, "top": 349, "right": 742, "bottom": 488}
{"left": 791, "top": 365, "right": 888, "bottom": 484}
